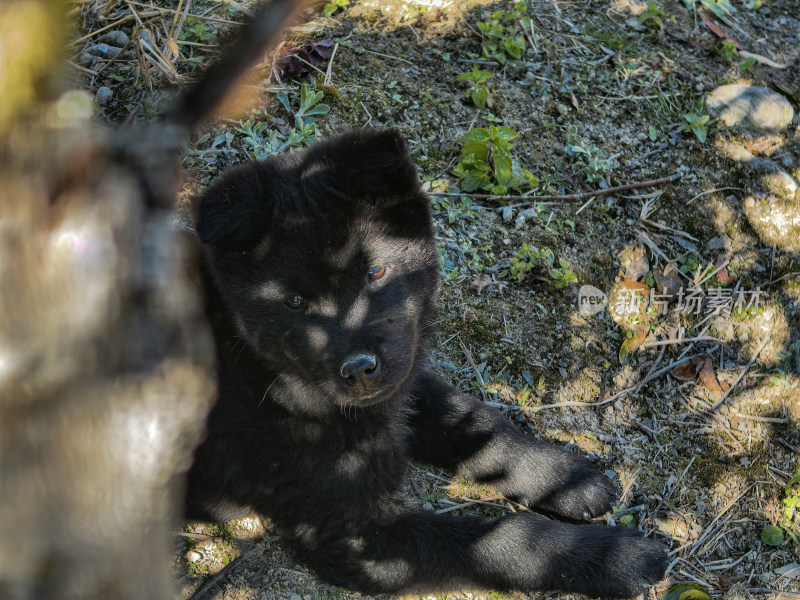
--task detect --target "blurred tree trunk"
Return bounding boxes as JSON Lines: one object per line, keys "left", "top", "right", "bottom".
{"left": 0, "top": 1, "right": 215, "bottom": 598}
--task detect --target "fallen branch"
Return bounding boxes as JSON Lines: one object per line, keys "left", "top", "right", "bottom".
{"left": 528, "top": 347, "right": 719, "bottom": 413}
{"left": 428, "top": 173, "right": 682, "bottom": 208}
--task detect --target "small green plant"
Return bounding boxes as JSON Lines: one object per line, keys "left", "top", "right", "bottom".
{"left": 564, "top": 126, "right": 615, "bottom": 187}
{"left": 276, "top": 83, "right": 330, "bottom": 129}
{"left": 421, "top": 491, "right": 446, "bottom": 502}
{"left": 235, "top": 118, "right": 316, "bottom": 160}
{"left": 549, "top": 258, "right": 578, "bottom": 289}
{"left": 456, "top": 65, "right": 494, "bottom": 108}
{"left": 775, "top": 342, "right": 798, "bottom": 375}
{"left": 676, "top": 253, "right": 701, "bottom": 276}
{"left": 323, "top": 0, "right": 348, "bottom": 17}
{"left": 179, "top": 18, "right": 214, "bottom": 43}
{"left": 738, "top": 56, "right": 758, "bottom": 76}
{"left": 431, "top": 195, "right": 481, "bottom": 224}
{"left": 638, "top": 1, "right": 666, "bottom": 31}
{"left": 453, "top": 126, "right": 538, "bottom": 194}
{"left": 477, "top": 2, "right": 528, "bottom": 64}
{"left": 236, "top": 85, "right": 328, "bottom": 160}
{"left": 683, "top": 0, "right": 735, "bottom": 18}
{"left": 506, "top": 243, "right": 554, "bottom": 281}
{"left": 780, "top": 467, "right": 800, "bottom": 546}
{"left": 679, "top": 112, "right": 710, "bottom": 143}
{"left": 771, "top": 342, "right": 797, "bottom": 388}
{"left": 717, "top": 39, "right": 738, "bottom": 62}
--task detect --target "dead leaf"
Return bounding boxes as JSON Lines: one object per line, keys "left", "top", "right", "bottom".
{"left": 166, "top": 38, "right": 180, "bottom": 61}
{"left": 714, "top": 254, "right": 734, "bottom": 285}
{"left": 698, "top": 357, "right": 730, "bottom": 393}
{"left": 624, "top": 251, "right": 649, "bottom": 282}
{"left": 570, "top": 91, "right": 580, "bottom": 111}
{"left": 655, "top": 265, "right": 682, "bottom": 297}
{"left": 618, "top": 281, "right": 651, "bottom": 293}
{"left": 619, "top": 330, "right": 646, "bottom": 365}
{"left": 671, "top": 356, "right": 702, "bottom": 381}
{"left": 276, "top": 40, "right": 334, "bottom": 78}
{"left": 469, "top": 274, "right": 492, "bottom": 295}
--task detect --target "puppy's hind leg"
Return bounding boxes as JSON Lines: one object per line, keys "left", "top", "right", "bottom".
{"left": 296, "top": 506, "right": 667, "bottom": 598}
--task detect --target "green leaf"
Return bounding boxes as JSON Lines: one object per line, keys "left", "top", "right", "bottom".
{"left": 303, "top": 104, "right": 330, "bottom": 117}
{"left": 493, "top": 126, "right": 518, "bottom": 141}
{"left": 761, "top": 525, "right": 784, "bottom": 546}
{"left": 460, "top": 170, "right": 491, "bottom": 192}
{"left": 460, "top": 128, "right": 490, "bottom": 143}
{"left": 323, "top": 3, "right": 338, "bottom": 16}
{"left": 691, "top": 125, "right": 707, "bottom": 143}
{"left": 493, "top": 151, "right": 513, "bottom": 186}
{"left": 276, "top": 91, "right": 291, "bottom": 113}
{"left": 619, "top": 514, "right": 635, "bottom": 527}
{"left": 661, "top": 583, "right": 711, "bottom": 600}
{"left": 501, "top": 36, "right": 525, "bottom": 59}
{"left": 471, "top": 86, "right": 490, "bottom": 108}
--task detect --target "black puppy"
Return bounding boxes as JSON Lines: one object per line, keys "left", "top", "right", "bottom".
{"left": 187, "top": 129, "right": 667, "bottom": 597}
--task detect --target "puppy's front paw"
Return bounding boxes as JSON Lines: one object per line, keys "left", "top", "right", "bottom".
{"left": 590, "top": 528, "right": 669, "bottom": 598}
{"left": 500, "top": 445, "right": 617, "bottom": 520}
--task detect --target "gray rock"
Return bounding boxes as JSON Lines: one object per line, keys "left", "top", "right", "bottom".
{"left": 95, "top": 86, "right": 113, "bottom": 107}
{"left": 101, "top": 30, "right": 129, "bottom": 47}
{"left": 719, "top": 141, "right": 799, "bottom": 197}
{"left": 86, "top": 43, "right": 123, "bottom": 59}
{"left": 706, "top": 84, "right": 794, "bottom": 135}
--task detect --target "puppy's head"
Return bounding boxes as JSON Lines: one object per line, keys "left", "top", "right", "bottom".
{"left": 195, "top": 129, "right": 439, "bottom": 415}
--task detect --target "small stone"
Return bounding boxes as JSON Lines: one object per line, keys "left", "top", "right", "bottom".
{"left": 501, "top": 206, "right": 513, "bottom": 222}
{"left": 706, "top": 84, "right": 794, "bottom": 135}
{"left": 719, "top": 142, "right": 799, "bottom": 198}
{"left": 101, "top": 30, "right": 129, "bottom": 47}
{"left": 185, "top": 550, "right": 202, "bottom": 562}
{"left": 95, "top": 86, "right": 113, "bottom": 106}
{"left": 782, "top": 156, "right": 794, "bottom": 169}
{"left": 86, "top": 43, "right": 123, "bottom": 59}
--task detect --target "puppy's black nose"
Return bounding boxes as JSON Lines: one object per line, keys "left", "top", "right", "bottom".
{"left": 340, "top": 354, "right": 380, "bottom": 382}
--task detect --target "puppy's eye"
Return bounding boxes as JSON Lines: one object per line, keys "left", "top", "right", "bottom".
{"left": 284, "top": 295, "right": 306, "bottom": 310}
{"left": 368, "top": 266, "right": 386, "bottom": 282}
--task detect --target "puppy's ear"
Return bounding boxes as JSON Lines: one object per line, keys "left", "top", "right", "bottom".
{"left": 303, "top": 129, "right": 420, "bottom": 198}
{"left": 193, "top": 162, "right": 271, "bottom": 250}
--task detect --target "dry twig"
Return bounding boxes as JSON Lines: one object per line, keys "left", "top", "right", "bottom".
{"left": 427, "top": 173, "right": 682, "bottom": 207}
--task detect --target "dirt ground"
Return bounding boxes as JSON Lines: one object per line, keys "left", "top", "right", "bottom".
{"left": 70, "top": 0, "right": 800, "bottom": 598}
